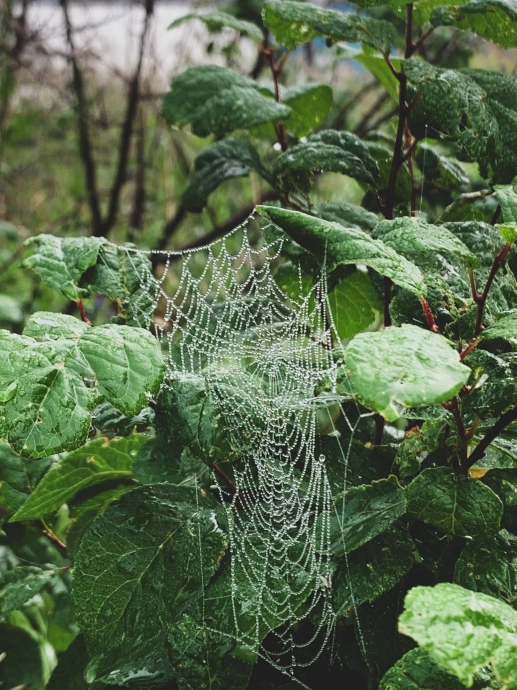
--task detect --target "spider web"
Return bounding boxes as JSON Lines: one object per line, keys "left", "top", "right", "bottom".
{"left": 121, "top": 213, "right": 364, "bottom": 686}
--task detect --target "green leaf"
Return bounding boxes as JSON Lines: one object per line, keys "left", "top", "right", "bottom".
{"left": 404, "top": 61, "right": 517, "bottom": 184}
{"left": 23, "top": 312, "right": 88, "bottom": 340}
{"left": 394, "top": 419, "right": 447, "bottom": 479}
{"left": 0, "top": 622, "right": 49, "bottom": 690}
{"left": 73, "top": 484, "right": 227, "bottom": 686}
{"left": 366, "top": 141, "right": 413, "bottom": 201}
{"left": 442, "top": 221, "right": 505, "bottom": 266}
{"left": 372, "top": 217, "right": 478, "bottom": 268}
{"left": 183, "top": 138, "right": 270, "bottom": 213}
{"left": 256, "top": 206, "right": 427, "bottom": 297}
{"left": 455, "top": 533, "right": 517, "bottom": 608}
{"left": 21, "top": 235, "right": 103, "bottom": 301}
{"left": 438, "top": 192, "right": 497, "bottom": 223}
{"left": 262, "top": 0, "right": 397, "bottom": 53}
{"left": 314, "top": 201, "right": 379, "bottom": 232}
{"left": 399, "top": 582, "right": 517, "bottom": 689}
{"left": 406, "top": 467, "right": 503, "bottom": 538}
{"left": 328, "top": 269, "right": 383, "bottom": 342}
{"left": 133, "top": 438, "right": 212, "bottom": 488}
{"left": 11, "top": 435, "right": 146, "bottom": 521}
{"left": 163, "top": 65, "right": 291, "bottom": 138}
{"left": 0, "top": 441, "right": 49, "bottom": 515}
{"left": 0, "top": 323, "right": 163, "bottom": 458}
{"left": 415, "top": 144, "right": 469, "bottom": 190}
{"left": 46, "top": 634, "right": 89, "bottom": 690}
{"left": 479, "top": 310, "right": 517, "bottom": 343}
{"left": 80, "top": 242, "right": 154, "bottom": 327}
{"left": 66, "top": 484, "right": 135, "bottom": 559}
{"left": 168, "top": 616, "right": 253, "bottom": 690}
{"left": 495, "top": 184, "right": 517, "bottom": 223}
{"left": 380, "top": 648, "right": 468, "bottom": 690}
{"left": 282, "top": 83, "right": 333, "bottom": 138}
{"left": 91, "top": 401, "right": 154, "bottom": 436}
{"left": 0, "top": 294, "right": 23, "bottom": 324}
{"left": 481, "top": 469, "right": 517, "bottom": 531}
{"left": 168, "top": 11, "right": 263, "bottom": 44}
{"left": 0, "top": 566, "right": 57, "bottom": 618}
{"left": 324, "top": 476, "right": 406, "bottom": 556}
{"left": 345, "top": 325, "right": 471, "bottom": 421}
{"left": 332, "top": 522, "right": 415, "bottom": 617}
{"left": 431, "top": 0, "right": 517, "bottom": 49}
{"left": 355, "top": 54, "right": 401, "bottom": 102}
{"left": 271, "top": 130, "right": 380, "bottom": 193}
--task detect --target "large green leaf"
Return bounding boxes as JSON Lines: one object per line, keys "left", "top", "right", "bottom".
{"left": 455, "top": 534, "right": 517, "bottom": 608}
{"left": 399, "top": 583, "right": 517, "bottom": 688}
{"left": 0, "top": 441, "right": 53, "bottom": 515}
{"left": 355, "top": 54, "right": 400, "bottom": 102}
{"left": 262, "top": 0, "right": 397, "bottom": 53}
{"left": 46, "top": 634, "right": 89, "bottom": 690}
{"left": 256, "top": 206, "right": 427, "bottom": 297}
{"left": 0, "top": 622, "right": 49, "bottom": 690}
{"left": 380, "top": 648, "right": 470, "bottom": 690}
{"left": 345, "top": 325, "right": 471, "bottom": 422}
{"left": 323, "top": 476, "right": 406, "bottom": 556}
{"left": 372, "top": 217, "right": 477, "bottom": 268}
{"left": 0, "top": 319, "right": 163, "bottom": 458}
{"left": 479, "top": 311, "right": 517, "bottom": 343}
{"left": 431, "top": 0, "right": 517, "bottom": 49}
{"left": 315, "top": 201, "right": 379, "bottom": 232}
{"left": 480, "top": 469, "right": 517, "bottom": 531}
{"left": 495, "top": 184, "right": 517, "bottom": 223}
{"left": 183, "top": 138, "right": 270, "bottom": 213}
{"left": 168, "top": 11, "right": 263, "bottom": 43}
{"left": 73, "top": 484, "right": 228, "bottom": 687}
{"left": 415, "top": 144, "right": 469, "bottom": 191}
{"left": 0, "top": 565, "right": 57, "bottom": 618}
{"left": 11, "top": 434, "right": 145, "bottom": 521}
{"left": 328, "top": 269, "right": 383, "bottom": 342}
{"left": 281, "top": 83, "right": 333, "bottom": 138}
{"left": 394, "top": 419, "right": 447, "bottom": 479}
{"left": 133, "top": 438, "right": 212, "bottom": 489}
{"left": 332, "top": 522, "right": 415, "bottom": 617}
{"left": 21, "top": 235, "right": 103, "bottom": 301}
{"left": 404, "top": 61, "right": 517, "bottom": 184}
{"left": 406, "top": 467, "right": 503, "bottom": 538}
{"left": 163, "top": 65, "right": 291, "bottom": 138}
{"left": 168, "top": 615, "right": 253, "bottom": 690}
{"left": 272, "top": 130, "right": 380, "bottom": 193}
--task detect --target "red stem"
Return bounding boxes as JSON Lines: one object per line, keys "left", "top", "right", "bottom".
{"left": 420, "top": 297, "right": 439, "bottom": 332}
{"left": 76, "top": 299, "right": 93, "bottom": 326}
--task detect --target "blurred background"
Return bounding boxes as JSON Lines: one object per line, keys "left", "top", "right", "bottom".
{"left": 0, "top": 0, "right": 513, "bottom": 326}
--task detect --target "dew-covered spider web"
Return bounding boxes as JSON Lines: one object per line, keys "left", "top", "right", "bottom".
{"left": 120, "top": 212, "right": 366, "bottom": 687}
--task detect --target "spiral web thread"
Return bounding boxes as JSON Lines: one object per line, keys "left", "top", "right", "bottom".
{"left": 121, "top": 214, "right": 364, "bottom": 686}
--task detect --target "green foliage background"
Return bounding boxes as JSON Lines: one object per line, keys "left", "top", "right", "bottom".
{"left": 4, "top": 0, "right": 517, "bottom": 689}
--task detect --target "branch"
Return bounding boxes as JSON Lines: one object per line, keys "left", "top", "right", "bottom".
{"left": 60, "top": 0, "right": 102, "bottom": 234}
{"left": 473, "top": 242, "right": 512, "bottom": 336}
{"left": 467, "top": 405, "right": 517, "bottom": 469}
{"left": 98, "top": 0, "right": 155, "bottom": 237}
{"left": 266, "top": 48, "right": 288, "bottom": 151}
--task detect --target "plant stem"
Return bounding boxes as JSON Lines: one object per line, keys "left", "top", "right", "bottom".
{"left": 466, "top": 405, "right": 517, "bottom": 469}
{"left": 443, "top": 397, "right": 469, "bottom": 475}
{"left": 76, "top": 299, "right": 92, "bottom": 326}
{"left": 266, "top": 48, "right": 288, "bottom": 151}
{"left": 473, "top": 242, "right": 512, "bottom": 336}
{"left": 419, "top": 297, "right": 439, "bottom": 332}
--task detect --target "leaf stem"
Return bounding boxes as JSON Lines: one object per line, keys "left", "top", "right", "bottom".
{"left": 419, "top": 297, "right": 439, "bottom": 332}
{"left": 467, "top": 405, "right": 517, "bottom": 469}
{"left": 473, "top": 242, "right": 512, "bottom": 336}
{"left": 76, "top": 299, "right": 93, "bottom": 325}
{"left": 266, "top": 48, "right": 288, "bottom": 151}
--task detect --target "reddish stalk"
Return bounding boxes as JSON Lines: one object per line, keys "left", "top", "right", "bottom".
{"left": 420, "top": 297, "right": 439, "bottom": 332}
{"left": 76, "top": 299, "right": 93, "bottom": 326}
{"left": 473, "top": 242, "right": 512, "bottom": 336}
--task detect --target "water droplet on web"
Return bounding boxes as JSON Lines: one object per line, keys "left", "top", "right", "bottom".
{"left": 319, "top": 454, "right": 326, "bottom": 463}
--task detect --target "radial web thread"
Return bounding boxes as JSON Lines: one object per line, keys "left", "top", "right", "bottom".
{"left": 122, "top": 213, "right": 364, "bottom": 685}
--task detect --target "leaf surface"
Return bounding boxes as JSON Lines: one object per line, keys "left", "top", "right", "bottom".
{"left": 163, "top": 65, "right": 291, "bottom": 137}
{"left": 168, "top": 11, "right": 263, "bottom": 43}
{"left": 406, "top": 466, "right": 503, "bottom": 538}
{"left": 328, "top": 270, "right": 383, "bottom": 342}
{"left": 11, "top": 434, "right": 145, "bottom": 521}
{"left": 183, "top": 138, "right": 270, "bottom": 213}
{"left": 379, "top": 648, "right": 468, "bottom": 690}
{"left": 257, "top": 206, "right": 427, "bottom": 296}
{"left": 345, "top": 325, "right": 470, "bottom": 421}
{"left": 0, "top": 565, "right": 57, "bottom": 618}
{"left": 73, "top": 484, "right": 228, "bottom": 686}
{"left": 431, "top": 0, "right": 517, "bottom": 48}
{"left": 263, "top": 0, "right": 397, "bottom": 53}
{"left": 399, "top": 583, "right": 517, "bottom": 688}
{"left": 324, "top": 476, "right": 406, "bottom": 556}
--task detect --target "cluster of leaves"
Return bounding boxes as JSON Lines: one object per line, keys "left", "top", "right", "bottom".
{"left": 5, "top": 0, "right": 517, "bottom": 689}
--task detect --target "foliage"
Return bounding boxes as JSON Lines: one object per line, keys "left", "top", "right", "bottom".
{"left": 3, "top": 0, "right": 517, "bottom": 689}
